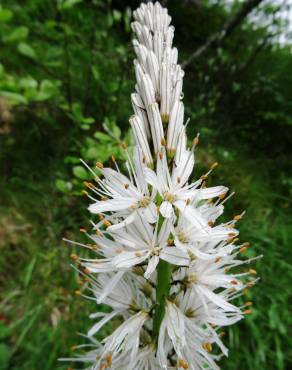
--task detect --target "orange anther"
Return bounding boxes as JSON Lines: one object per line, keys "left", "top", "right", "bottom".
{"left": 96, "top": 162, "right": 104, "bottom": 169}
{"left": 210, "top": 162, "right": 218, "bottom": 170}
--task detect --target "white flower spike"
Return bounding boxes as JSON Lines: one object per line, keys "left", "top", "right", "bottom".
{"left": 63, "top": 2, "right": 260, "bottom": 369}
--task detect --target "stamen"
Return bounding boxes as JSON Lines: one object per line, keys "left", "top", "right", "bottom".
{"left": 103, "top": 220, "right": 111, "bottom": 228}
{"left": 132, "top": 266, "right": 144, "bottom": 275}
{"left": 164, "top": 191, "right": 176, "bottom": 203}
{"left": 70, "top": 254, "right": 79, "bottom": 262}
{"left": 202, "top": 343, "right": 212, "bottom": 352}
{"left": 219, "top": 192, "right": 227, "bottom": 200}
{"left": 106, "top": 353, "right": 112, "bottom": 367}
{"left": 139, "top": 196, "right": 151, "bottom": 207}
{"left": 96, "top": 162, "right": 104, "bottom": 169}
{"left": 210, "top": 161, "right": 218, "bottom": 170}
{"left": 178, "top": 359, "right": 189, "bottom": 369}
{"left": 187, "top": 273, "right": 197, "bottom": 284}
{"left": 178, "top": 231, "right": 188, "bottom": 243}
{"left": 192, "top": 136, "right": 199, "bottom": 147}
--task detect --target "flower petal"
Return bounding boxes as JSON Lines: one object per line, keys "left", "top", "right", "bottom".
{"left": 160, "top": 247, "right": 189, "bottom": 266}
{"left": 144, "top": 255, "right": 159, "bottom": 278}
{"left": 97, "top": 271, "right": 125, "bottom": 304}
{"left": 160, "top": 201, "right": 173, "bottom": 218}
{"left": 88, "top": 310, "right": 119, "bottom": 337}
{"left": 113, "top": 250, "right": 149, "bottom": 269}
{"left": 89, "top": 198, "right": 134, "bottom": 214}
{"left": 142, "top": 202, "right": 158, "bottom": 223}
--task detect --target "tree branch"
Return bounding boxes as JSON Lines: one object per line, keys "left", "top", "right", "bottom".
{"left": 182, "top": 0, "right": 264, "bottom": 68}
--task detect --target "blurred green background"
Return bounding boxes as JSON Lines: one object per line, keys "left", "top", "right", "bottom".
{"left": 0, "top": 0, "right": 291, "bottom": 369}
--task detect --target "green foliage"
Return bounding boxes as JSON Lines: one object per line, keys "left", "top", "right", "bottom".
{"left": 0, "top": 0, "right": 291, "bottom": 369}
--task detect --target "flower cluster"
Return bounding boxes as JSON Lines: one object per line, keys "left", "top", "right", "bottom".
{"left": 63, "top": 2, "right": 259, "bottom": 369}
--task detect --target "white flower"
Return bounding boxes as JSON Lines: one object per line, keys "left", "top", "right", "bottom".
{"left": 145, "top": 149, "right": 228, "bottom": 223}
{"left": 102, "top": 310, "right": 149, "bottom": 362}
{"left": 86, "top": 271, "right": 151, "bottom": 317}
{"left": 111, "top": 215, "right": 189, "bottom": 278}
{"left": 78, "top": 215, "right": 188, "bottom": 280}
{"left": 173, "top": 214, "right": 239, "bottom": 259}
{"left": 88, "top": 148, "right": 157, "bottom": 229}
{"left": 129, "top": 345, "right": 161, "bottom": 370}
{"left": 157, "top": 299, "right": 227, "bottom": 370}
{"left": 185, "top": 257, "right": 244, "bottom": 294}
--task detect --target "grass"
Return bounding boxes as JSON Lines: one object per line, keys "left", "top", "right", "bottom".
{"left": 0, "top": 146, "right": 291, "bottom": 370}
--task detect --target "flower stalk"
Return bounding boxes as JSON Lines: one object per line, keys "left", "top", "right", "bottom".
{"left": 153, "top": 255, "right": 172, "bottom": 339}
{"left": 62, "top": 2, "right": 260, "bottom": 369}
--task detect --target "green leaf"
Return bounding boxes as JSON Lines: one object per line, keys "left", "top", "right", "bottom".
{"left": 55, "top": 179, "right": 72, "bottom": 193}
{"left": 58, "top": 0, "right": 83, "bottom": 10}
{"left": 85, "top": 147, "right": 99, "bottom": 160}
{"left": 112, "top": 10, "right": 122, "bottom": 22}
{"left": 64, "top": 156, "right": 80, "bottom": 164}
{"left": 4, "top": 26, "right": 29, "bottom": 43}
{"left": 12, "top": 305, "right": 42, "bottom": 354}
{"left": 91, "top": 66, "right": 100, "bottom": 81}
{"left": 35, "top": 80, "right": 59, "bottom": 101}
{"left": 17, "top": 42, "right": 36, "bottom": 60}
{"left": 24, "top": 256, "right": 37, "bottom": 288}
{"left": 0, "top": 91, "right": 27, "bottom": 104}
{"left": 82, "top": 117, "right": 95, "bottom": 124}
{"left": 0, "top": 343, "right": 11, "bottom": 369}
{"left": 19, "top": 77, "right": 38, "bottom": 90}
{"left": 0, "top": 8, "right": 13, "bottom": 22}
{"left": 80, "top": 124, "right": 90, "bottom": 130}
{"left": 94, "top": 131, "right": 112, "bottom": 142}
{"left": 123, "top": 7, "right": 132, "bottom": 33}
{"left": 73, "top": 166, "right": 88, "bottom": 180}
{"left": 0, "top": 322, "right": 11, "bottom": 340}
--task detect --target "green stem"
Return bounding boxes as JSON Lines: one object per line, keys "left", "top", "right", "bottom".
{"left": 153, "top": 259, "right": 172, "bottom": 340}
